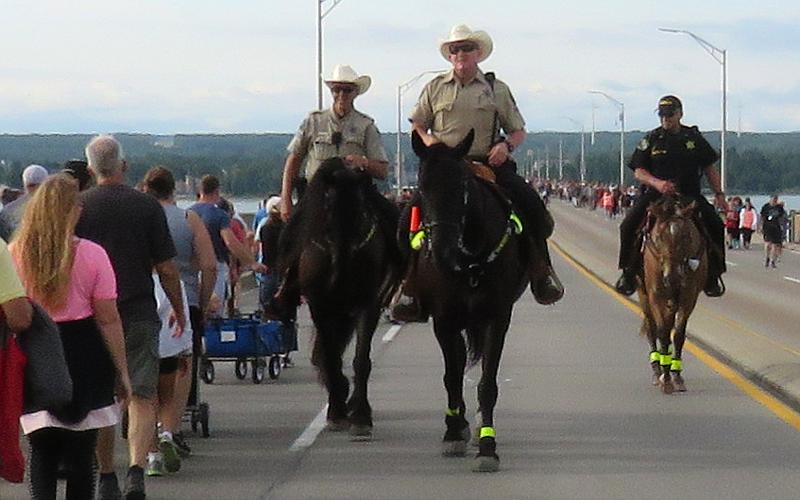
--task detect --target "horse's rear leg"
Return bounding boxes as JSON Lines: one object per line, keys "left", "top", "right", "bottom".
{"left": 347, "top": 307, "right": 382, "bottom": 441}
{"left": 314, "top": 314, "right": 354, "bottom": 430}
{"left": 433, "top": 319, "right": 469, "bottom": 457}
{"left": 473, "top": 319, "right": 509, "bottom": 473}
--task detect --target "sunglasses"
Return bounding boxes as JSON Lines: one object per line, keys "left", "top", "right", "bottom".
{"left": 331, "top": 86, "right": 356, "bottom": 95}
{"left": 448, "top": 43, "right": 477, "bottom": 55}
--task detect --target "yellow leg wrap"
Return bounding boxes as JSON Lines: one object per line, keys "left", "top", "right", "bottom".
{"left": 660, "top": 354, "right": 673, "bottom": 367}
{"left": 650, "top": 351, "right": 660, "bottom": 363}
{"left": 671, "top": 359, "right": 683, "bottom": 371}
{"left": 480, "top": 426, "right": 496, "bottom": 439}
{"left": 410, "top": 231, "right": 426, "bottom": 251}
{"left": 445, "top": 407, "right": 461, "bottom": 417}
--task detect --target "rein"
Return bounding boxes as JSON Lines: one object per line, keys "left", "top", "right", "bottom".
{"left": 311, "top": 216, "right": 378, "bottom": 253}
{"left": 422, "top": 172, "right": 522, "bottom": 286}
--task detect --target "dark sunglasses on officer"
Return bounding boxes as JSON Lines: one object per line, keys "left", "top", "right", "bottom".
{"left": 448, "top": 42, "right": 478, "bottom": 55}
{"left": 331, "top": 85, "right": 357, "bottom": 95}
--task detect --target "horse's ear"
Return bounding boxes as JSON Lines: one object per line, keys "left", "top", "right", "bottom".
{"left": 453, "top": 129, "right": 475, "bottom": 159}
{"left": 411, "top": 129, "right": 428, "bottom": 160}
{"left": 680, "top": 200, "right": 698, "bottom": 218}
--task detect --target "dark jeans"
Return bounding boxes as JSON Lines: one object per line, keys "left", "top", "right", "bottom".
{"left": 28, "top": 427, "right": 98, "bottom": 500}
{"left": 618, "top": 190, "right": 726, "bottom": 275}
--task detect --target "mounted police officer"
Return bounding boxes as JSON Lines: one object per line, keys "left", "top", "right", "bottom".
{"left": 275, "top": 64, "right": 398, "bottom": 312}
{"left": 391, "top": 24, "right": 564, "bottom": 322}
{"left": 615, "top": 95, "right": 727, "bottom": 297}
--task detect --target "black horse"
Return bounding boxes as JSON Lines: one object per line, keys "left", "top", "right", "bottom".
{"left": 409, "top": 130, "right": 529, "bottom": 472}
{"left": 279, "top": 158, "right": 400, "bottom": 440}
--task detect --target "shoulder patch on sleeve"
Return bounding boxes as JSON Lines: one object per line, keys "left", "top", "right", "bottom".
{"left": 637, "top": 137, "right": 649, "bottom": 151}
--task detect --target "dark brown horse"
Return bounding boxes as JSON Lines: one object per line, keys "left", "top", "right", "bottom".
{"left": 638, "top": 196, "right": 707, "bottom": 394}
{"left": 409, "top": 130, "right": 529, "bottom": 472}
{"left": 283, "top": 158, "right": 400, "bottom": 439}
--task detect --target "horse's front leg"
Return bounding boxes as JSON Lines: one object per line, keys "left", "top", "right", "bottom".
{"left": 473, "top": 316, "right": 509, "bottom": 473}
{"left": 347, "top": 305, "right": 382, "bottom": 441}
{"left": 671, "top": 308, "right": 693, "bottom": 392}
{"left": 433, "top": 315, "right": 469, "bottom": 457}
{"left": 312, "top": 308, "right": 354, "bottom": 431}
{"left": 639, "top": 295, "right": 660, "bottom": 386}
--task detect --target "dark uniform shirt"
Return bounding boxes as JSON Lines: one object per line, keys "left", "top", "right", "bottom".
{"left": 629, "top": 125, "right": 718, "bottom": 196}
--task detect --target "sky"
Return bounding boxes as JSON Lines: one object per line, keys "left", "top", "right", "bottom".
{"left": 1, "top": 0, "right": 800, "bottom": 135}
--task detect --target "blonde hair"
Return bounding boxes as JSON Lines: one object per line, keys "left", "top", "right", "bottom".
{"left": 12, "top": 174, "right": 80, "bottom": 310}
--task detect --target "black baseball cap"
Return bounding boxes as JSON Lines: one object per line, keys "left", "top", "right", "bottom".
{"left": 62, "top": 159, "right": 91, "bottom": 190}
{"left": 657, "top": 95, "right": 682, "bottom": 117}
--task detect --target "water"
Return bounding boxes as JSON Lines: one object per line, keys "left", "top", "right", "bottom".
{"left": 178, "top": 194, "right": 800, "bottom": 216}
{"left": 177, "top": 197, "right": 265, "bottom": 215}
{"left": 734, "top": 194, "right": 799, "bottom": 213}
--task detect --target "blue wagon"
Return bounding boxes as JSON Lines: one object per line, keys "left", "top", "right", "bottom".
{"left": 200, "top": 315, "right": 297, "bottom": 384}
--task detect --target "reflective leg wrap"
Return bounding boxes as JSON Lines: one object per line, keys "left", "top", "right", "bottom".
{"left": 650, "top": 351, "right": 660, "bottom": 363}
{"left": 670, "top": 359, "right": 683, "bottom": 372}
{"left": 659, "top": 354, "right": 673, "bottom": 367}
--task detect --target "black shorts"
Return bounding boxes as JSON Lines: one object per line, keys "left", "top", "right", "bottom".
{"left": 763, "top": 224, "right": 784, "bottom": 244}
{"left": 159, "top": 357, "right": 179, "bottom": 375}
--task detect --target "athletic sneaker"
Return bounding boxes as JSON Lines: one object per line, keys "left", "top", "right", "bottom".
{"left": 123, "top": 466, "right": 145, "bottom": 500}
{"left": 173, "top": 432, "right": 192, "bottom": 458}
{"left": 146, "top": 453, "right": 165, "bottom": 477}
{"left": 97, "top": 472, "right": 122, "bottom": 500}
{"left": 159, "top": 435, "right": 181, "bottom": 473}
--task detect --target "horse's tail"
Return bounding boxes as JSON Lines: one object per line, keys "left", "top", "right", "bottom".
{"left": 465, "top": 326, "right": 487, "bottom": 366}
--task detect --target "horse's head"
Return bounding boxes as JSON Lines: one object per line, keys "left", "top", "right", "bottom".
{"left": 412, "top": 129, "right": 474, "bottom": 273}
{"left": 646, "top": 196, "right": 704, "bottom": 292}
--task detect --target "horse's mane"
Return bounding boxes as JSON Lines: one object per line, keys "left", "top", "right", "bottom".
{"left": 299, "top": 158, "right": 368, "bottom": 238}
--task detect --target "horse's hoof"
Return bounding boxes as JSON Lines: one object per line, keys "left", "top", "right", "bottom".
{"left": 326, "top": 419, "right": 349, "bottom": 432}
{"left": 658, "top": 376, "right": 674, "bottom": 395}
{"left": 472, "top": 454, "right": 500, "bottom": 473}
{"left": 349, "top": 424, "right": 373, "bottom": 442}
{"left": 673, "top": 374, "right": 687, "bottom": 392}
{"left": 442, "top": 440, "right": 467, "bottom": 457}
{"left": 651, "top": 373, "right": 660, "bottom": 386}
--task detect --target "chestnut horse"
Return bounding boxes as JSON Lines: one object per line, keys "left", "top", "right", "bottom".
{"left": 409, "top": 130, "right": 529, "bottom": 472}
{"left": 638, "top": 196, "right": 707, "bottom": 394}
{"left": 282, "top": 158, "right": 400, "bottom": 439}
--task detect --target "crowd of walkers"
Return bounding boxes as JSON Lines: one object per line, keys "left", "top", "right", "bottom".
{"left": 0, "top": 135, "right": 273, "bottom": 499}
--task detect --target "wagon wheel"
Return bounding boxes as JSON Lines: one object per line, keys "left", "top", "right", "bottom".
{"left": 268, "top": 355, "right": 282, "bottom": 380}
{"left": 235, "top": 359, "right": 248, "bottom": 380}
{"left": 252, "top": 358, "right": 266, "bottom": 384}
{"left": 201, "top": 360, "right": 215, "bottom": 384}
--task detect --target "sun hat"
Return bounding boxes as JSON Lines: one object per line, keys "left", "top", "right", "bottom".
{"left": 439, "top": 24, "right": 493, "bottom": 63}
{"left": 324, "top": 65, "right": 371, "bottom": 95}
{"left": 22, "top": 164, "right": 49, "bottom": 187}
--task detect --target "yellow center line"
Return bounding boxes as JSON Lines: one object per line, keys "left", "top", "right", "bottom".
{"left": 551, "top": 240, "right": 800, "bottom": 432}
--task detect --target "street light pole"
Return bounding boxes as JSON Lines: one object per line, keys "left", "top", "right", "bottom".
{"left": 316, "top": 0, "right": 343, "bottom": 110}
{"left": 659, "top": 27, "right": 727, "bottom": 192}
{"left": 589, "top": 90, "right": 625, "bottom": 186}
{"left": 396, "top": 69, "right": 448, "bottom": 194}
{"left": 564, "top": 117, "right": 586, "bottom": 183}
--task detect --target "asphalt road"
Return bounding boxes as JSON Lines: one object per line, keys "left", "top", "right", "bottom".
{"left": 4, "top": 203, "right": 800, "bottom": 500}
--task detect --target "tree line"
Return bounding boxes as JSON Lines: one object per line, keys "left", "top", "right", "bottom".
{"left": 1, "top": 130, "right": 798, "bottom": 195}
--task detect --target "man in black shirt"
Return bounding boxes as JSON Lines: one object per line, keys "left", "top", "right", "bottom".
{"left": 615, "top": 95, "right": 727, "bottom": 297}
{"left": 76, "top": 135, "right": 186, "bottom": 500}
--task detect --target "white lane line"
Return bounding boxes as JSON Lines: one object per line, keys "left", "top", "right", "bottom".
{"left": 289, "top": 404, "right": 328, "bottom": 452}
{"left": 381, "top": 324, "right": 402, "bottom": 343}
{"left": 784, "top": 276, "right": 800, "bottom": 285}
{"left": 725, "top": 260, "right": 739, "bottom": 267}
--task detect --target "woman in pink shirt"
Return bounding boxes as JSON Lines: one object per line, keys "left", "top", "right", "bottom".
{"left": 10, "top": 174, "right": 131, "bottom": 500}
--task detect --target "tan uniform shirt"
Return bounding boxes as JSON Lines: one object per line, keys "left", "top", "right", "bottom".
{"left": 411, "top": 69, "right": 525, "bottom": 158}
{"left": 287, "top": 108, "right": 388, "bottom": 179}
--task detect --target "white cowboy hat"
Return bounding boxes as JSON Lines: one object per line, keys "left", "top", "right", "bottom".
{"left": 324, "top": 64, "right": 371, "bottom": 95}
{"left": 439, "top": 24, "right": 493, "bottom": 63}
